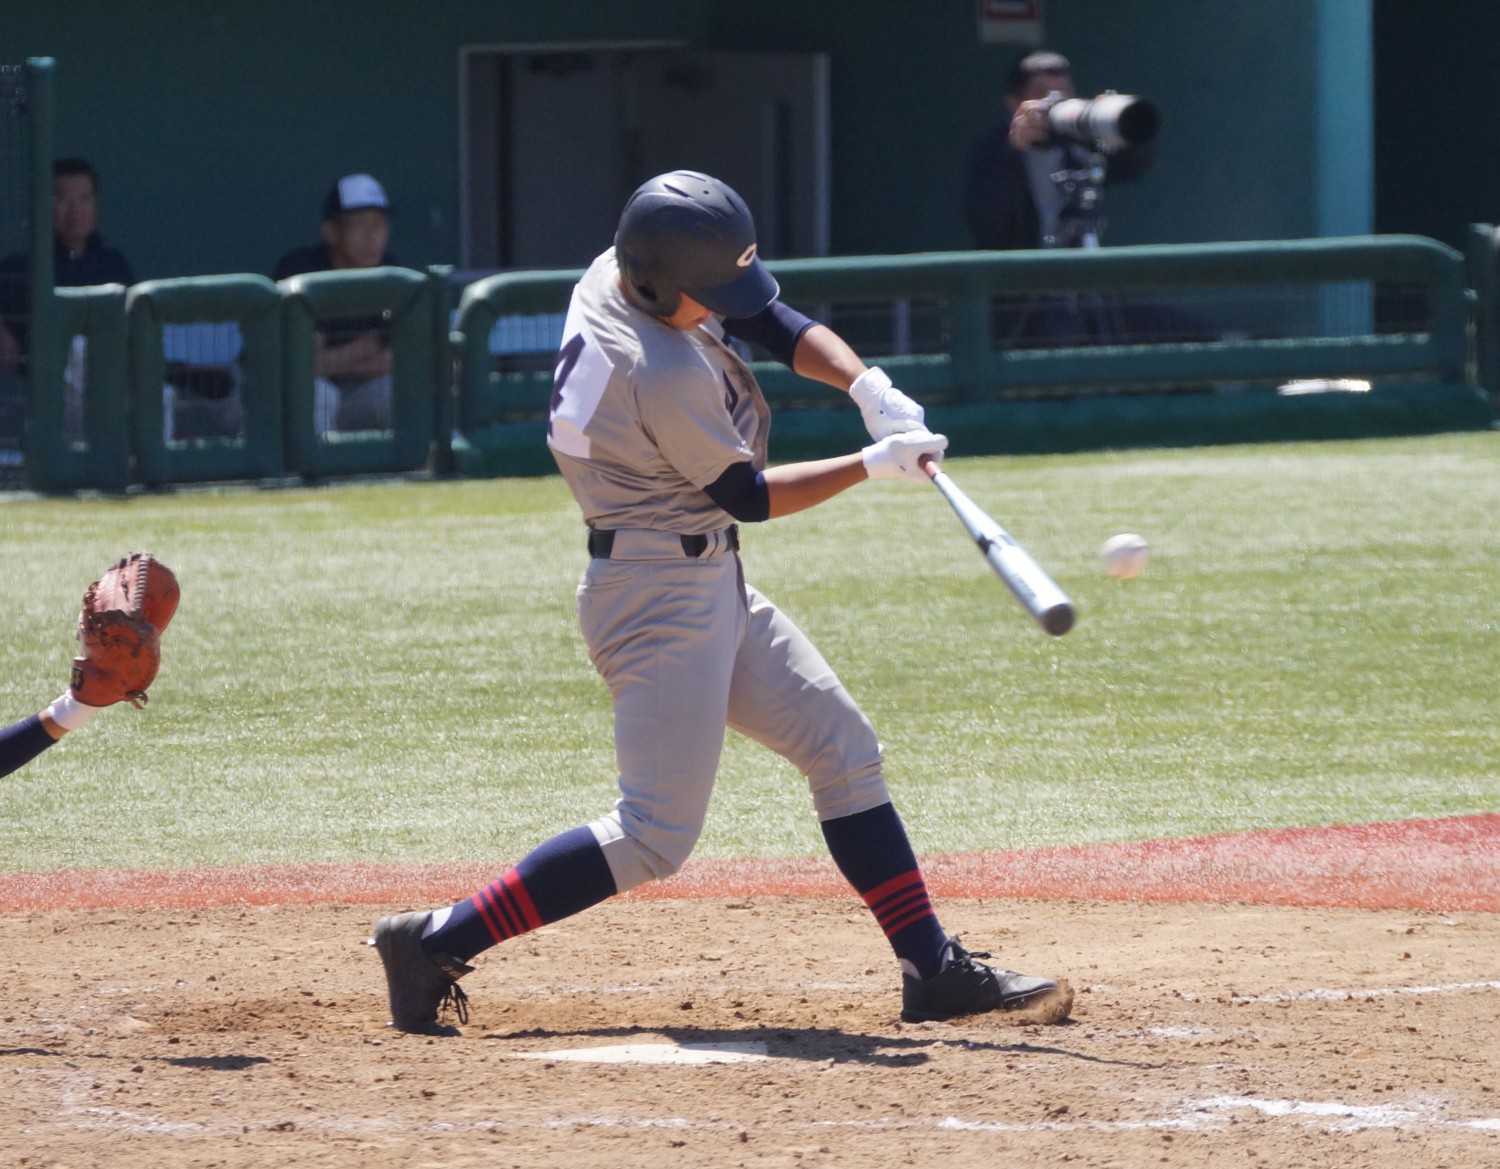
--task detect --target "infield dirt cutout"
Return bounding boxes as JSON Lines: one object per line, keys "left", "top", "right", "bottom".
{"left": 3, "top": 816, "right": 1497, "bottom": 1168}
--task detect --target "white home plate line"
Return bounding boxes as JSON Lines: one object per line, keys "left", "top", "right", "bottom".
{"left": 512, "top": 1041, "right": 769, "bottom": 1065}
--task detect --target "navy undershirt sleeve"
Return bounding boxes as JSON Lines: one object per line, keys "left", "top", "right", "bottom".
{"left": 703, "top": 461, "right": 771, "bottom": 523}
{"left": 0, "top": 714, "right": 55, "bottom": 780}
{"left": 722, "top": 301, "right": 819, "bottom": 368}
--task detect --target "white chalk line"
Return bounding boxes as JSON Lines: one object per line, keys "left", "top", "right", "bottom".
{"left": 28, "top": 1094, "right": 1500, "bottom": 1141}
{"left": 1225, "top": 979, "right": 1500, "bottom": 1004}
{"left": 1197, "top": 1096, "right": 1500, "bottom": 1133}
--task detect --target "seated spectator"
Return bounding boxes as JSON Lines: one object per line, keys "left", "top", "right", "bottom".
{"left": 0, "top": 158, "right": 138, "bottom": 437}
{"left": 273, "top": 174, "right": 399, "bottom": 434}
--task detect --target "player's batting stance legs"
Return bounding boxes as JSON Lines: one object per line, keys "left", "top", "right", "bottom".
{"left": 373, "top": 170, "right": 1071, "bottom": 1033}
{"left": 376, "top": 563, "right": 1064, "bottom": 1032}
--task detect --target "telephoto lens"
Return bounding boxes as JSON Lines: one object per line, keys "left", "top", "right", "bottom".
{"left": 1045, "top": 92, "right": 1160, "bottom": 153}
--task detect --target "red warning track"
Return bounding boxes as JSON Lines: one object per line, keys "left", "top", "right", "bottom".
{"left": 1, "top": 814, "right": 1495, "bottom": 914}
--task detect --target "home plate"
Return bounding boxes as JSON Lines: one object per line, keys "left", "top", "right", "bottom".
{"left": 514, "top": 1041, "right": 769, "bottom": 1065}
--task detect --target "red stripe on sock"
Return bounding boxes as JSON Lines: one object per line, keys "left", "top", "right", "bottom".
{"left": 470, "top": 888, "right": 509, "bottom": 943}
{"left": 874, "top": 889, "right": 929, "bottom": 928}
{"left": 862, "top": 870, "right": 921, "bottom": 904}
{"left": 484, "top": 883, "right": 524, "bottom": 937}
{"left": 860, "top": 870, "right": 936, "bottom": 939}
{"left": 862, "top": 871, "right": 924, "bottom": 913}
{"left": 497, "top": 868, "right": 545, "bottom": 932}
{"left": 880, "top": 902, "right": 937, "bottom": 937}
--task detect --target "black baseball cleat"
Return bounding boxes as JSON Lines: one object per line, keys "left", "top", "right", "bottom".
{"left": 901, "top": 936, "right": 1066, "bottom": 1023}
{"left": 370, "top": 911, "right": 474, "bottom": 1034}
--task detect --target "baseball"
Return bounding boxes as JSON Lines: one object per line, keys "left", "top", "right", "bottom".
{"left": 1101, "top": 533, "right": 1149, "bottom": 579}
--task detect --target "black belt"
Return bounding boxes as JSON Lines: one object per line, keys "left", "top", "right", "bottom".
{"left": 587, "top": 526, "right": 739, "bottom": 559}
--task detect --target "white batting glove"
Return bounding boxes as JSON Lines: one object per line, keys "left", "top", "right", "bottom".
{"left": 849, "top": 366, "right": 925, "bottom": 440}
{"left": 862, "top": 429, "right": 948, "bottom": 483}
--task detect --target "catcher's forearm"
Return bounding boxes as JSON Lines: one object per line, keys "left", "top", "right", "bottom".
{"left": 1, "top": 712, "right": 63, "bottom": 778}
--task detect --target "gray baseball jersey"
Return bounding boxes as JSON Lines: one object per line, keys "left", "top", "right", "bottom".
{"left": 548, "top": 249, "right": 890, "bottom": 894}
{"left": 549, "top": 249, "right": 770, "bottom": 535}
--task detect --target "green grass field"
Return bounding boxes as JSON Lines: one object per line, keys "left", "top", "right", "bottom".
{"left": 3, "top": 431, "right": 1497, "bottom": 873}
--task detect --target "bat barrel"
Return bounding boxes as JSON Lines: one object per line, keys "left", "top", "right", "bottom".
{"left": 986, "top": 542, "right": 1075, "bottom": 636}
{"left": 1039, "top": 601, "right": 1076, "bottom": 636}
{"left": 925, "top": 461, "right": 1077, "bottom": 637}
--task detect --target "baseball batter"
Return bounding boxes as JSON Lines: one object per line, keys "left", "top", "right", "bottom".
{"left": 374, "top": 171, "right": 1069, "bottom": 1033}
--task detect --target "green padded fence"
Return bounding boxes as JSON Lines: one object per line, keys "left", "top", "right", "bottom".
{"left": 12, "top": 232, "right": 1495, "bottom": 491}
{"left": 427, "top": 265, "right": 457, "bottom": 476}
{"left": 19, "top": 57, "right": 65, "bottom": 492}
{"left": 24, "top": 284, "right": 130, "bottom": 493}
{"left": 1465, "top": 224, "right": 1500, "bottom": 409}
{"left": 452, "top": 269, "right": 576, "bottom": 477}
{"left": 279, "top": 266, "right": 435, "bottom": 480}
{"left": 127, "top": 275, "right": 282, "bottom": 486}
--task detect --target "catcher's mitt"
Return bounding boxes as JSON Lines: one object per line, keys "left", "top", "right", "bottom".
{"left": 70, "top": 552, "right": 180, "bottom": 708}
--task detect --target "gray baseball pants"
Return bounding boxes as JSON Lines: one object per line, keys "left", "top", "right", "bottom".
{"left": 576, "top": 528, "right": 891, "bottom": 893}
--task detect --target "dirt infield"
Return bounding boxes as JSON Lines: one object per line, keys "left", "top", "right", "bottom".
{"left": 3, "top": 817, "right": 1498, "bottom": 1168}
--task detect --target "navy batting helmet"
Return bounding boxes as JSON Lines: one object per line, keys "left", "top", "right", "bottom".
{"left": 614, "top": 171, "right": 779, "bottom": 320}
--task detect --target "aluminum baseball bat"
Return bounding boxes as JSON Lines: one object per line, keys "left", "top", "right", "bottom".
{"left": 921, "top": 458, "right": 1076, "bottom": 636}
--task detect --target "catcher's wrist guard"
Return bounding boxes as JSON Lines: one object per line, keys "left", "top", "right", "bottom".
{"left": 44, "top": 691, "right": 101, "bottom": 731}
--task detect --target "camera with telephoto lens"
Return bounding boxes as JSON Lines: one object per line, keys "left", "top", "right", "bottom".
{"left": 1042, "top": 90, "right": 1160, "bottom": 153}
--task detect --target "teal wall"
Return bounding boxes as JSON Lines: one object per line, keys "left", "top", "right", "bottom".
{"left": 1373, "top": 0, "right": 1500, "bottom": 249}
{"left": 702, "top": 0, "right": 1340, "bottom": 251}
{"left": 956, "top": 0, "right": 1336, "bottom": 247}
{"left": 2, "top": 0, "right": 1397, "bottom": 281}
{"left": 3, "top": 2, "right": 713, "bottom": 279}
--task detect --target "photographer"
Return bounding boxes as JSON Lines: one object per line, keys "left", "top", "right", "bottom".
{"left": 964, "top": 50, "right": 1155, "bottom": 254}
{"left": 963, "top": 52, "right": 1193, "bottom": 349}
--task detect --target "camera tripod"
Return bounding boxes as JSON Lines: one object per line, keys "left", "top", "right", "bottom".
{"left": 1050, "top": 148, "right": 1109, "bottom": 249}
{"left": 1048, "top": 148, "right": 1115, "bottom": 341}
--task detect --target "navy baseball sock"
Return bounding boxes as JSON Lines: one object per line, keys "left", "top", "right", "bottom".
{"left": 821, "top": 803, "right": 949, "bottom": 980}
{"left": 422, "top": 826, "right": 618, "bottom": 963}
{"left": 0, "top": 715, "right": 55, "bottom": 780}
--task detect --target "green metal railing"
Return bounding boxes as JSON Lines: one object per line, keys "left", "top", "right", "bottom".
{"left": 448, "top": 236, "right": 1490, "bottom": 474}
{"left": 765, "top": 235, "right": 1471, "bottom": 397}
